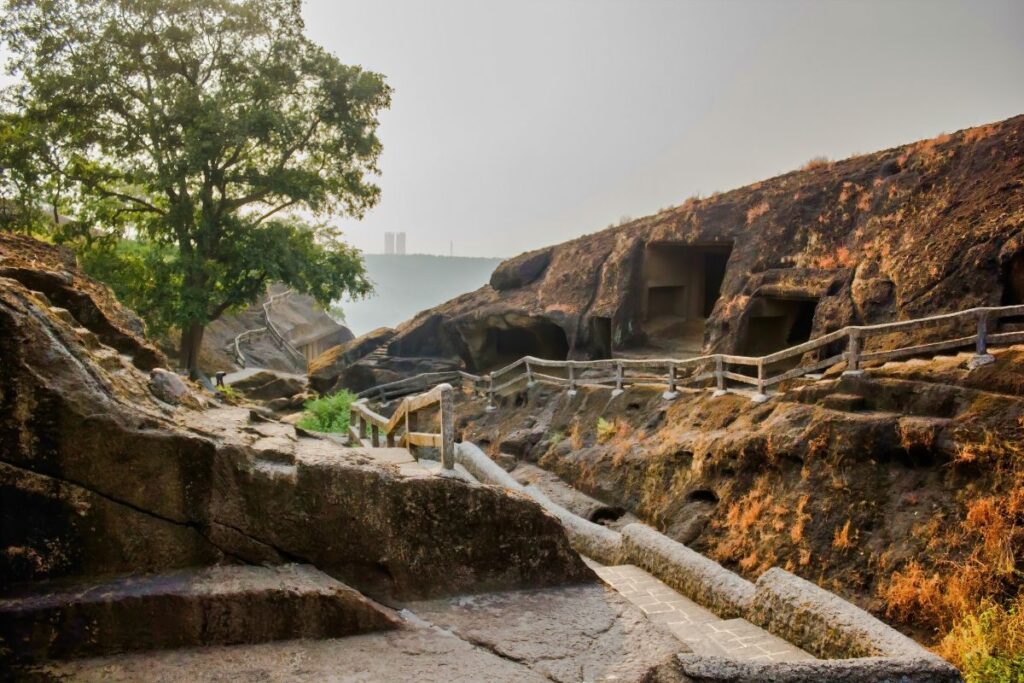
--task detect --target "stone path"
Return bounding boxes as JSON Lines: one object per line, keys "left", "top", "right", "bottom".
{"left": 591, "top": 563, "right": 814, "bottom": 663}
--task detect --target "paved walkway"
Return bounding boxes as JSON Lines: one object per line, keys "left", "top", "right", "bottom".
{"left": 590, "top": 563, "right": 813, "bottom": 663}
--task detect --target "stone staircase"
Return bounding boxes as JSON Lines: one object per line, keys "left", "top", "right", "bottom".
{"left": 589, "top": 562, "right": 813, "bottom": 663}
{"left": 0, "top": 564, "right": 400, "bottom": 663}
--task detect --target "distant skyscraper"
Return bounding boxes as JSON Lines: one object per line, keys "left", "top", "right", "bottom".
{"left": 396, "top": 232, "right": 406, "bottom": 255}
{"left": 384, "top": 232, "right": 395, "bottom": 255}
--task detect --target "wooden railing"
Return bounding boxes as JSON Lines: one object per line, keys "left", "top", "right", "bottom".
{"left": 262, "top": 289, "right": 308, "bottom": 369}
{"left": 358, "top": 304, "right": 1024, "bottom": 405}
{"left": 230, "top": 288, "right": 307, "bottom": 370}
{"left": 348, "top": 383, "right": 456, "bottom": 470}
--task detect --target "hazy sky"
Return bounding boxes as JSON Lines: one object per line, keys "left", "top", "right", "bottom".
{"left": 305, "top": 0, "right": 1024, "bottom": 258}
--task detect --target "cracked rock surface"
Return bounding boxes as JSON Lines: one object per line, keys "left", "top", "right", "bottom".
{"left": 1, "top": 234, "right": 593, "bottom": 618}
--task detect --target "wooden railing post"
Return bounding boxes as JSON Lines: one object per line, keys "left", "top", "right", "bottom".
{"left": 752, "top": 358, "right": 768, "bottom": 403}
{"left": 567, "top": 362, "right": 577, "bottom": 396}
{"left": 525, "top": 359, "right": 534, "bottom": 387}
{"left": 485, "top": 375, "right": 496, "bottom": 412}
{"left": 663, "top": 363, "right": 678, "bottom": 400}
{"left": 844, "top": 329, "right": 863, "bottom": 376}
{"left": 440, "top": 385, "right": 455, "bottom": 470}
{"left": 713, "top": 356, "right": 726, "bottom": 397}
{"left": 406, "top": 409, "right": 418, "bottom": 459}
{"left": 371, "top": 423, "right": 380, "bottom": 448}
{"left": 612, "top": 361, "right": 624, "bottom": 396}
{"left": 970, "top": 311, "right": 996, "bottom": 368}
{"left": 358, "top": 414, "right": 368, "bottom": 440}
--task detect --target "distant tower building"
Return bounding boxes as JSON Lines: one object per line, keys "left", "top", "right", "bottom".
{"left": 384, "top": 232, "right": 395, "bottom": 255}
{"left": 396, "top": 232, "right": 406, "bottom": 255}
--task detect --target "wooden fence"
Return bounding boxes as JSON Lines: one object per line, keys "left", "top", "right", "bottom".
{"left": 349, "top": 383, "right": 456, "bottom": 469}
{"left": 357, "top": 304, "right": 1024, "bottom": 406}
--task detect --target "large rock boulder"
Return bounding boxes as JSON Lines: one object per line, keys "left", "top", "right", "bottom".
{"left": 490, "top": 247, "right": 553, "bottom": 291}
{"left": 229, "top": 369, "right": 307, "bottom": 401}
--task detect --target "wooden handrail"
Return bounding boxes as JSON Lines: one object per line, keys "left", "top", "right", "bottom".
{"left": 355, "top": 303, "right": 1024, "bottom": 406}
{"left": 348, "top": 383, "right": 455, "bottom": 469}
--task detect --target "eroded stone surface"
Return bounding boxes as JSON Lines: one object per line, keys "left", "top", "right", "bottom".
{"left": 408, "top": 583, "right": 685, "bottom": 682}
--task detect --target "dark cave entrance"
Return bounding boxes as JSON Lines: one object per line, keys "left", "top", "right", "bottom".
{"left": 589, "top": 316, "right": 613, "bottom": 358}
{"left": 1002, "top": 252, "right": 1024, "bottom": 306}
{"left": 737, "top": 296, "right": 819, "bottom": 358}
{"left": 642, "top": 242, "right": 733, "bottom": 355}
{"left": 1001, "top": 252, "right": 1024, "bottom": 326}
{"left": 475, "top": 319, "right": 570, "bottom": 371}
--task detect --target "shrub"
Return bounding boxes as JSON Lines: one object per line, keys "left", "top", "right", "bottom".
{"left": 939, "top": 598, "right": 1024, "bottom": 682}
{"left": 802, "top": 155, "right": 832, "bottom": 171}
{"left": 297, "top": 390, "right": 356, "bottom": 433}
{"left": 597, "top": 417, "right": 616, "bottom": 443}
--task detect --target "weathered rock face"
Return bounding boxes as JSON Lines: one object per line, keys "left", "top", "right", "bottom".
{"left": 490, "top": 247, "right": 553, "bottom": 291}
{"left": 228, "top": 369, "right": 307, "bottom": 401}
{"left": 193, "top": 284, "right": 354, "bottom": 374}
{"left": 381, "top": 116, "right": 1024, "bottom": 372}
{"left": 0, "top": 234, "right": 594, "bottom": 610}
{"left": 308, "top": 326, "right": 396, "bottom": 393}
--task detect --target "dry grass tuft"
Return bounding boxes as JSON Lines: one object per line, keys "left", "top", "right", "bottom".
{"left": 745, "top": 200, "right": 770, "bottom": 225}
{"left": 832, "top": 519, "right": 855, "bottom": 550}
{"left": 802, "top": 156, "right": 832, "bottom": 171}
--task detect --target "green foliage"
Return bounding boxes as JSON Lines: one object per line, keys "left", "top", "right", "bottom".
{"left": 297, "top": 390, "right": 356, "bottom": 434}
{"left": 215, "top": 384, "right": 241, "bottom": 404}
{"left": 77, "top": 238, "right": 182, "bottom": 337}
{"left": 1, "top": 0, "right": 389, "bottom": 370}
{"left": 596, "top": 417, "right": 616, "bottom": 443}
{"left": 944, "top": 600, "right": 1024, "bottom": 683}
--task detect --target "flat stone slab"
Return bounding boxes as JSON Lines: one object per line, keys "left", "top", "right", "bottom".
{"left": 0, "top": 564, "right": 400, "bottom": 662}
{"left": 33, "top": 627, "right": 548, "bottom": 682}
{"left": 407, "top": 583, "right": 685, "bottom": 682}
{"left": 592, "top": 563, "right": 814, "bottom": 663}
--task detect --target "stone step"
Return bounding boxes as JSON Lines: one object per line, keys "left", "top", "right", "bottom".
{"left": 0, "top": 564, "right": 400, "bottom": 663}
{"left": 592, "top": 563, "right": 814, "bottom": 663}
{"left": 820, "top": 392, "right": 866, "bottom": 412}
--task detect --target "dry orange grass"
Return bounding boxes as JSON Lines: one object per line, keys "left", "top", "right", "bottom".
{"left": 963, "top": 124, "right": 998, "bottom": 144}
{"left": 881, "top": 423, "right": 1024, "bottom": 675}
{"left": 745, "top": 200, "right": 770, "bottom": 225}
{"left": 802, "top": 156, "right": 832, "bottom": 171}
{"left": 832, "top": 519, "right": 855, "bottom": 550}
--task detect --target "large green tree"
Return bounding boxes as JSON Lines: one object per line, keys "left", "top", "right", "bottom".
{"left": 1, "top": 0, "right": 389, "bottom": 375}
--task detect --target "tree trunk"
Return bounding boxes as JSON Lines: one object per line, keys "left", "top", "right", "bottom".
{"left": 179, "top": 320, "right": 206, "bottom": 379}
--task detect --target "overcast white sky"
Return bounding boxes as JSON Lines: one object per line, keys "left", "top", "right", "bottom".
{"left": 305, "top": 0, "right": 1024, "bottom": 257}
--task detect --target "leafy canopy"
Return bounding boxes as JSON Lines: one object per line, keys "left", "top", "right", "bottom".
{"left": 1, "top": 0, "right": 389, "bottom": 364}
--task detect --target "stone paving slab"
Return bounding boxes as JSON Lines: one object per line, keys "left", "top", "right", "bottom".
{"left": 592, "top": 563, "right": 814, "bottom": 663}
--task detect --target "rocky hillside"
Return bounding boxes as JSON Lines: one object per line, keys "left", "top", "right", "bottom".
{"left": 0, "top": 232, "right": 596, "bottom": 665}
{"left": 335, "top": 115, "right": 1024, "bottom": 385}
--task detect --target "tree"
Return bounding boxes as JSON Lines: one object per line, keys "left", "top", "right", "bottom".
{"left": 1, "top": 0, "right": 389, "bottom": 375}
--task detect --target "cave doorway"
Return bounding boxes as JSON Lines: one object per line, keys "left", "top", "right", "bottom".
{"left": 474, "top": 318, "right": 570, "bottom": 371}
{"left": 589, "top": 316, "right": 613, "bottom": 358}
{"left": 642, "top": 242, "right": 733, "bottom": 355}
{"left": 1002, "top": 252, "right": 1024, "bottom": 306}
{"left": 1001, "top": 252, "right": 1024, "bottom": 326}
{"left": 737, "top": 296, "right": 819, "bottom": 358}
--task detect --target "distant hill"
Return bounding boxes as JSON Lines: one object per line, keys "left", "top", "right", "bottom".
{"left": 337, "top": 253, "right": 504, "bottom": 336}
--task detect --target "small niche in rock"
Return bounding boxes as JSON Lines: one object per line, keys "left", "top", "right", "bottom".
{"left": 644, "top": 410, "right": 666, "bottom": 432}
{"left": 685, "top": 489, "right": 719, "bottom": 505}
{"left": 626, "top": 401, "right": 642, "bottom": 411}
{"left": 588, "top": 506, "right": 626, "bottom": 526}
